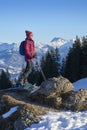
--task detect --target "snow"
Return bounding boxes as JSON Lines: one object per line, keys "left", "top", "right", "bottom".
{"left": 0, "top": 59, "right": 5, "bottom": 64}
{"left": 59, "top": 40, "right": 73, "bottom": 63}
{"left": 49, "top": 38, "right": 68, "bottom": 48}
{"left": 2, "top": 106, "right": 19, "bottom": 119}
{"left": 25, "top": 111, "right": 87, "bottom": 130}
{"left": 73, "top": 78, "right": 87, "bottom": 91}
{"left": 0, "top": 43, "right": 15, "bottom": 52}
{"left": 30, "top": 88, "right": 39, "bottom": 94}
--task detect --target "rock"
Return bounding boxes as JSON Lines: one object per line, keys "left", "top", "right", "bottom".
{"left": 1, "top": 76, "right": 87, "bottom": 129}
{"left": 40, "top": 76, "right": 74, "bottom": 95}
{"left": 63, "top": 89, "right": 87, "bottom": 111}
{"left": 14, "top": 106, "right": 41, "bottom": 130}
{"left": 0, "top": 106, "right": 20, "bottom": 130}
{"left": 0, "top": 99, "right": 7, "bottom": 115}
{"left": 29, "top": 76, "right": 74, "bottom": 108}
{"left": 0, "top": 94, "right": 45, "bottom": 130}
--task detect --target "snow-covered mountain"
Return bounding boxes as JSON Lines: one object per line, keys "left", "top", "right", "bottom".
{"left": 0, "top": 38, "right": 74, "bottom": 78}
{"left": 50, "top": 37, "right": 68, "bottom": 47}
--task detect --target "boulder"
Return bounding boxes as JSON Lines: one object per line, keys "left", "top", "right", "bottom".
{"left": 29, "top": 76, "right": 74, "bottom": 108}
{"left": 63, "top": 89, "right": 87, "bottom": 111}
{"left": 14, "top": 105, "right": 41, "bottom": 130}
{"left": 40, "top": 76, "right": 74, "bottom": 95}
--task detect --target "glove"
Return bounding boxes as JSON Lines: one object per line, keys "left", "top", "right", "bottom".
{"left": 28, "top": 53, "right": 37, "bottom": 59}
{"left": 29, "top": 55, "right": 33, "bottom": 59}
{"left": 33, "top": 53, "right": 37, "bottom": 58}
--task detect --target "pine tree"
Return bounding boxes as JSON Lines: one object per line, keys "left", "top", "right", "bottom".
{"left": 54, "top": 47, "right": 61, "bottom": 75}
{"left": 80, "top": 36, "right": 87, "bottom": 78}
{"left": 61, "top": 58, "right": 66, "bottom": 76}
{"left": 64, "top": 36, "right": 81, "bottom": 82}
{"left": 41, "top": 48, "right": 60, "bottom": 80}
{"left": 0, "top": 70, "right": 12, "bottom": 90}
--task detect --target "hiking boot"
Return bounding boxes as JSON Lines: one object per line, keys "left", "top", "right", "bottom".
{"left": 24, "top": 79, "right": 29, "bottom": 84}
{"left": 16, "top": 78, "right": 24, "bottom": 86}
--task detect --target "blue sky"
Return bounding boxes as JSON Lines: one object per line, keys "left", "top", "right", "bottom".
{"left": 0, "top": 0, "right": 87, "bottom": 43}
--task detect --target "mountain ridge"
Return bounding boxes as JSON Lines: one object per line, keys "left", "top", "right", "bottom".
{"left": 0, "top": 37, "right": 74, "bottom": 78}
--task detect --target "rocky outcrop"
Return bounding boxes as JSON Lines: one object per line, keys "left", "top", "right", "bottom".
{"left": 40, "top": 76, "right": 74, "bottom": 95}
{"left": 0, "top": 94, "right": 46, "bottom": 130}
{"left": 29, "top": 76, "right": 87, "bottom": 111}
{"left": 29, "top": 76, "right": 74, "bottom": 108}
{"left": 63, "top": 89, "right": 87, "bottom": 111}
{"left": 14, "top": 105, "right": 41, "bottom": 130}
{"left": 0, "top": 76, "right": 87, "bottom": 129}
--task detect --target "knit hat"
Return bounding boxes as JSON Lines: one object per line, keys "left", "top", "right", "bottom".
{"left": 25, "top": 30, "right": 33, "bottom": 36}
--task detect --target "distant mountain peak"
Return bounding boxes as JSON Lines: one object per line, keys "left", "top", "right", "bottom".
{"left": 51, "top": 37, "right": 66, "bottom": 42}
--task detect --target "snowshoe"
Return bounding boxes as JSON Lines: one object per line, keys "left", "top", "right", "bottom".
{"left": 24, "top": 83, "right": 36, "bottom": 89}
{"left": 8, "top": 83, "right": 36, "bottom": 91}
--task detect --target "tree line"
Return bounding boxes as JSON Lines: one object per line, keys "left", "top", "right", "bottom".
{"left": 62, "top": 36, "right": 87, "bottom": 82}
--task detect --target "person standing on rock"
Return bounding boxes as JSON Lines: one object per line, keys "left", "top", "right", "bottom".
{"left": 17, "top": 30, "right": 36, "bottom": 86}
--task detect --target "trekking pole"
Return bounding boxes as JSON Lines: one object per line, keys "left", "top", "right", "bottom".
{"left": 40, "top": 66, "right": 46, "bottom": 81}
{"left": 36, "top": 59, "right": 46, "bottom": 81}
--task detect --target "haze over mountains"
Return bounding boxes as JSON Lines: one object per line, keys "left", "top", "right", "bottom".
{"left": 0, "top": 37, "right": 74, "bottom": 78}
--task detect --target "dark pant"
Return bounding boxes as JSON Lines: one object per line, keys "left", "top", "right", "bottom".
{"left": 23, "top": 61, "right": 33, "bottom": 80}
{"left": 18, "top": 61, "right": 33, "bottom": 85}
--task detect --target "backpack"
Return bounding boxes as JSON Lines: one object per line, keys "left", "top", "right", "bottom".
{"left": 19, "top": 41, "right": 25, "bottom": 55}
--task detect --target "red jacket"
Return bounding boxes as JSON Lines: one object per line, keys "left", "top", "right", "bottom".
{"left": 24, "top": 38, "right": 35, "bottom": 61}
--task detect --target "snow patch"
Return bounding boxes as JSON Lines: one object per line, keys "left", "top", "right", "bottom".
{"left": 2, "top": 106, "right": 19, "bottom": 119}
{"left": 30, "top": 88, "right": 39, "bottom": 94}
{"left": 25, "top": 111, "right": 87, "bottom": 130}
{"left": 73, "top": 78, "right": 87, "bottom": 91}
